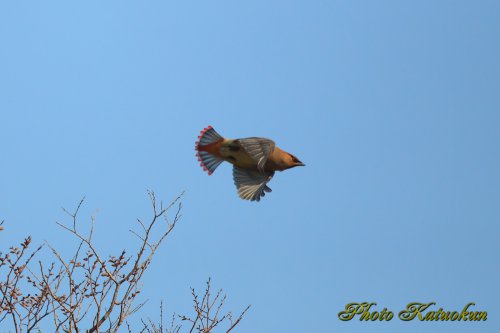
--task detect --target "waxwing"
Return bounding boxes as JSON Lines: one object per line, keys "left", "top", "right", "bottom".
{"left": 195, "top": 126, "right": 304, "bottom": 201}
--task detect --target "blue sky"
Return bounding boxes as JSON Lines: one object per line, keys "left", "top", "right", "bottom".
{"left": 1, "top": 1, "right": 499, "bottom": 332}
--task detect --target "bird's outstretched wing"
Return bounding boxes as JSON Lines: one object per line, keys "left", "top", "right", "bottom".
{"left": 236, "top": 138, "right": 275, "bottom": 172}
{"left": 233, "top": 166, "right": 274, "bottom": 202}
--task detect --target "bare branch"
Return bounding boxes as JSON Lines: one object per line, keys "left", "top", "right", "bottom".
{"left": 1, "top": 191, "right": 249, "bottom": 333}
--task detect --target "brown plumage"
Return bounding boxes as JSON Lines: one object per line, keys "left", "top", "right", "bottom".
{"left": 195, "top": 126, "right": 304, "bottom": 201}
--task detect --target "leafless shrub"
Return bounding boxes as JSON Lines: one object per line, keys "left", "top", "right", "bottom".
{"left": 136, "top": 278, "right": 250, "bottom": 333}
{"left": 0, "top": 192, "right": 249, "bottom": 332}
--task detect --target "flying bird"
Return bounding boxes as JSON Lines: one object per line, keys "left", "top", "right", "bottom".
{"left": 195, "top": 126, "right": 304, "bottom": 201}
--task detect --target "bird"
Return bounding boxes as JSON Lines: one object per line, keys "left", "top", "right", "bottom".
{"left": 195, "top": 125, "right": 304, "bottom": 201}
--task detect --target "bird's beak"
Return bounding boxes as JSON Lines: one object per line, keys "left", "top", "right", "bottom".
{"left": 295, "top": 162, "right": 305, "bottom": 167}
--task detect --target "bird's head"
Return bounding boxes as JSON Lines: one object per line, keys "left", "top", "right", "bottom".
{"left": 283, "top": 153, "right": 305, "bottom": 169}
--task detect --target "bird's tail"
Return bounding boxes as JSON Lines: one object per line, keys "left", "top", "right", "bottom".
{"left": 195, "top": 125, "right": 224, "bottom": 175}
